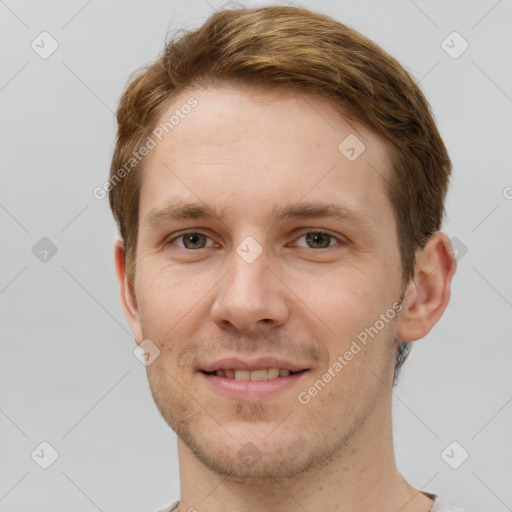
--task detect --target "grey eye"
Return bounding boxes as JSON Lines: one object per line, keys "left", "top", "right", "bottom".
{"left": 306, "top": 232, "right": 332, "bottom": 248}
{"left": 180, "top": 233, "right": 208, "bottom": 249}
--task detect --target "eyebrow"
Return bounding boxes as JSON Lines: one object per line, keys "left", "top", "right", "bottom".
{"left": 144, "top": 200, "right": 371, "bottom": 228}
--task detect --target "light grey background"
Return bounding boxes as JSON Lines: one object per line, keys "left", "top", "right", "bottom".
{"left": 1, "top": 0, "right": 511, "bottom": 511}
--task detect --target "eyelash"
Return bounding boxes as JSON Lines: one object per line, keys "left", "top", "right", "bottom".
{"left": 167, "top": 230, "right": 345, "bottom": 250}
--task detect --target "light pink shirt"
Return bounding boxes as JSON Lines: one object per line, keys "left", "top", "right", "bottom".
{"left": 154, "top": 494, "right": 469, "bottom": 512}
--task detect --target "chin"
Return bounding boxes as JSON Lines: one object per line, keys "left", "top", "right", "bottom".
{"left": 185, "top": 433, "right": 322, "bottom": 482}
{"left": 153, "top": 400, "right": 313, "bottom": 480}
{"left": 166, "top": 403, "right": 353, "bottom": 482}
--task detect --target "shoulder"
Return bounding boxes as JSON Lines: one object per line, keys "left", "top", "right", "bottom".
{"left": 153, "top": 500, "right": 180, "bottom": 512}
{"left": 431, "top": 495, "right": 469, "bottom": 512}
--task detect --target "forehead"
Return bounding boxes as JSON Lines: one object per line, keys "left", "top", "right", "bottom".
{"left": 138, "top": 83, "right": 394, "bottom": 229}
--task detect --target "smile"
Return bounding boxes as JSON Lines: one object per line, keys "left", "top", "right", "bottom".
{"left": 203, "top": 368, "right": 303, "bottom": 380}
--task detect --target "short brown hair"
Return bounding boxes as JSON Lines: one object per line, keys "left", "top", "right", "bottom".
{"left": 109, "top": 5, "right": 451, "bottom": 381}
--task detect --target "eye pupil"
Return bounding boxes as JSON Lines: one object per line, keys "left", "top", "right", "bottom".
{"left": 183, "top": 233, "right": 206, "bottom": 249}
{"left": 306, "top": 232, "right": 331, "bottom": 248}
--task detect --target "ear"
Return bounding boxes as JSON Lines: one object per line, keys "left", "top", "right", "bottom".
{"left": 114, "top": 238, "right": 143, "bottom": 345}
{"left": 397, "top": 232, "right": 457, "bottom": 342}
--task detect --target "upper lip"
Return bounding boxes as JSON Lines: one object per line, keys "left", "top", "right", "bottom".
{"left": 200, "top": 357, "right": 309, "bottom": 373}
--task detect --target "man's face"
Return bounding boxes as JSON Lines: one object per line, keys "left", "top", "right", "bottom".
{"left": 126, "top": 84, "right": 406, "bottom": 480}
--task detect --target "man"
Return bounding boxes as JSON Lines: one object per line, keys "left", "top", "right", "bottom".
{"left": 109, "top": 5, "right": 465, "bottom": 512}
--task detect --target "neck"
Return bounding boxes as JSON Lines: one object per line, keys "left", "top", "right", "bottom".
{"left": 176, "top": 393, "right": 433, "bottom": 512}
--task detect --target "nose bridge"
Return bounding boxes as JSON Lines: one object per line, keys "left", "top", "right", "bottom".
{"left": 233, "top": 247, "right": 269, "bottom": 302}
{"left": 211, "top": 238, "right": 289, "bottom": 331}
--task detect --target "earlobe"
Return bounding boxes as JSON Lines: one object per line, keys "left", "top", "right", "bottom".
{"left": 114, "top": 239, "right": 144, "bottom": 344}
{"left": 397, "top": 232, "right": 457, "bottom": 342}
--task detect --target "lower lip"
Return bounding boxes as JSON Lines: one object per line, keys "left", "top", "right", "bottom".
{"left": 200, "top": 371, "right": 308, "bottom": 400}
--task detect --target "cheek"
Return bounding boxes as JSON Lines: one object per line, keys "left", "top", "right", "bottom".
{"left": 293, "top": 268, "right": 381, "bottom": 333}
{"left": 136, "top": 265, "right": 214, "bottom": 369}
{"left": 138, "top": 264, "right": 203, "bottom": 321}
{"left": 295, "top": 270, "right": 398, "bottom": 375}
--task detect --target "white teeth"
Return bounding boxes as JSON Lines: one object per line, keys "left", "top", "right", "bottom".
{"left": 212, "top": 368, "right": 295, "bottom": 380}
{"left": 267, "top": 368, "right": 280, "bottom": 379}
{"left": 250, "top": 369, "right": 268, "bottom": 381}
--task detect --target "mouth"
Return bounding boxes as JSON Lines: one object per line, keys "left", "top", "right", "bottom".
{"left": 198, "top": 358, "right": 310, "bottom": 400}
{"left": 201, "top": 368, "right": 308, "bottom": 380}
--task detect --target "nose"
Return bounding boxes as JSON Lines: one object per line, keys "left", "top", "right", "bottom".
{"left": 211, "top": 248, "right": 290, "bottom": 334}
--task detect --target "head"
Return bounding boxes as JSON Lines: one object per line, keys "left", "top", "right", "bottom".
{"left": 111, "top": 6, "right": 456, "bottom": 481}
